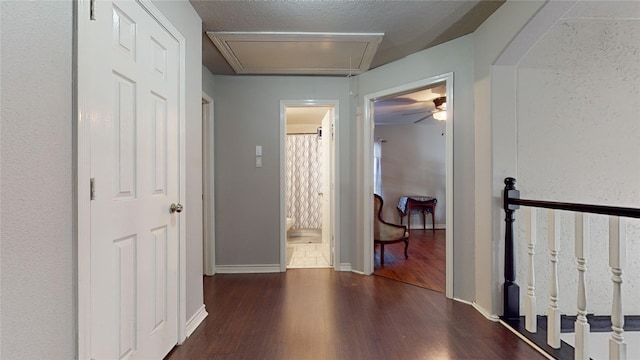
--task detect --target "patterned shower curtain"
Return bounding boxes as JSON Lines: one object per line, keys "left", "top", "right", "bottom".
{"left": 286, "top": 134, "right": 323, "bottom": 229}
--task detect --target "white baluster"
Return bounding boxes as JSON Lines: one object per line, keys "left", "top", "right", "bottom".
{"left": 547, "top": 209, "right": 561, "bottom": 349}
{"left": 574, "top": 213, "right": 590, "bottom": 360}
{"left": 609, "top": 216, "right": 627, "bottom": 360}
{"left": 525, "top": 207, "right": 537, "bottom": 333}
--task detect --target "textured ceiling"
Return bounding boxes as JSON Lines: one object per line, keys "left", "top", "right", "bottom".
{"left": 190, "top": 1, "right": 505, "bottom": 75}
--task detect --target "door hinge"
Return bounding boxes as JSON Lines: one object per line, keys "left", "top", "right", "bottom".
{"left": 90, "top": 0, "right": 96, "bottom": 20}
{"left": 90, "top": 178, "right": 96, "bottom": 200}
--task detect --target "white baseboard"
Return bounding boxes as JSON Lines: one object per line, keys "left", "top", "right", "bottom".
{"left": 337, "top": 263, "right": 352, "bottom": 272}
{"left": 185, "top": 305, "right": 208, "bottom": 338}
{"left": 215, "top": 264, "right": 281, "bottom": 273}
{"left": 406, "top": 223, "right": 446, "bottom": 230}
{"left": 453, "top": 298, "right": 500, "bottom": 322}
{"left": 499, "top": 320, "right": 555, "bottom": 360}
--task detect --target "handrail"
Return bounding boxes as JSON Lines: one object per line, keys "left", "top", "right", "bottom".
{"left": 506, "top": 195, "right": 640, "bottom": 220}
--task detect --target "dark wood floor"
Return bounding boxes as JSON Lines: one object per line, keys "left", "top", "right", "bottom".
{"left": 374, "top": 229, "right": 446, "bottom": 292}
{"left": 166, "top": 270, "right": 545, "bottom": 360}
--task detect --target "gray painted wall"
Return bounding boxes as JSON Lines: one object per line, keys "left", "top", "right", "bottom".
{"left": 211, "top": 76, "right": 352, "bottom": 267}
{"left": 1, "top": 1, "right": 75, "bottom": 358}
{"left": 357, "top": 35, "right": 476, "bottom": 300}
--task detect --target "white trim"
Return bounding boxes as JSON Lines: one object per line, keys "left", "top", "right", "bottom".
{"left": 499, "top": 320, "right": 555, "bottom": 360}
{"left": 404, "top": 224, "right": 447, "bottom": 230}
{"left": 202, "top": 93, "right": 215, "bottom": 276}
{"left": 76, "top": 2, "right": 90, "bottom": 358}
{"left": 338, "top": 263, "right": 352, "bottom": 272}
{"left": 216, "top": 265, "right": 282, "bottom": 274}
{"left": 185, "top": 305, "right": 208, "bottom": 338}
{"left": 361, "top": 74, "right": 455, "bottom": 300}
{"left": 206, "top": 31, "right": 383, "bottom": 75}
{"left": 455, "top": 298, "right": 501, "bottom": 322}
{"left": 280, "top": 100, "right": 341, "bottom": 272}
{"left": 76, "top": 0, "right": 188, "bottom": 355}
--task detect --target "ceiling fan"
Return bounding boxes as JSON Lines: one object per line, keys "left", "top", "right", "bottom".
{"left": 412, "top": 96, "right": 447, "bottom": 123}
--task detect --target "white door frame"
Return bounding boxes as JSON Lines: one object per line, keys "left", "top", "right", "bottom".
{"left": 76, "top": 0, "right": 188, "bottom": 357}
{"left": 361, "top": 73, "right": 454, "bottom": 298}
{"left": 280, "top": 100, "right": 340, "bottom": 271}
{"left": 202, "top": 92, "right": 216, "bottom": 276}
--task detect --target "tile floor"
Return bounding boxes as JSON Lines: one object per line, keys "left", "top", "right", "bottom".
{"left": 287, "top": 243, "right": 330, "bottom": 269}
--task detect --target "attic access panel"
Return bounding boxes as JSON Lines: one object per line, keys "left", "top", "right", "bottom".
{"left": 206, "top": 32, "right": 384, "bottom": 75}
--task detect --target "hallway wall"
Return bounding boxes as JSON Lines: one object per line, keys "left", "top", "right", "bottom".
{"left": 1, "top": 1, "right": 74, "bottom": 358}
{"left": 211, "top": 76, "right": 351, "bottom": 268}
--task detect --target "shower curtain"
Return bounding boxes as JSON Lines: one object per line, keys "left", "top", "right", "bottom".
{"left": 286, "top": 134, "right": 323, "bottom": 229}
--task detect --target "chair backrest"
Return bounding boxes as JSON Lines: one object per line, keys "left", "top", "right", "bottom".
{"left": 373, "top": 194, "right": 384, "bottom": 240}
{"left": 373, "top": 194, "right": 406, "bottom": 241}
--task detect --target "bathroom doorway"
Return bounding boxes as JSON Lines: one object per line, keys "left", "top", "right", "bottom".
{"left": 280, "top": 101, "right": 339, "bottom": 270}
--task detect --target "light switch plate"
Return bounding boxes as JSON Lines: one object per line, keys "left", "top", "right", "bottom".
{"left": 256, "top": 156, "right": 262, "bottom": 168}
{"left": 256, "top": 145, "right": 262, "bottom": 156}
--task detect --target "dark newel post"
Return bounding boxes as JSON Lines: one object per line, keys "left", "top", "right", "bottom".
{"left": 503, "top": 177, "right": 520, "bottom": 320}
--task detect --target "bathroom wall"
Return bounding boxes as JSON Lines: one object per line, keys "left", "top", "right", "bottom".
{"left": 374, "top": 124, "right": 446, "bottom": 228}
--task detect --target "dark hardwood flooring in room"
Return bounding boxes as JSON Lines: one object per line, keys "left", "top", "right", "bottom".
{"left": 165, "top": 270, "right": 545, "bottom": 360}
{"left": 374, "top": 229, "right": 446, "bottom": 292}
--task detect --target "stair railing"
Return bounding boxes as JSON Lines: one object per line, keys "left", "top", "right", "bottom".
{"left": 502, "top": 177, "right": 640, "bottom": 360}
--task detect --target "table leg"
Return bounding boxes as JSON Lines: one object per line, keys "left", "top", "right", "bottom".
{"left": 422, "top": 208, "right": 426, "bottom": 230}
{"left": 431, "top": 206, "right": 436, "bottom": 232}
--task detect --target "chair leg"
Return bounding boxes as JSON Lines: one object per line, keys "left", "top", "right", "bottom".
{"left": 380, "top": 244, "right": 385, "bottom": 266}
{"left": 403, "top": 239, "right": 409, "bottom": 259}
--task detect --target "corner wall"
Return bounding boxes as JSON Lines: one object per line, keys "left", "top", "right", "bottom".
{"left": 472, "top": 0, "right": 546, "bottom": 317}
{"left": 357, "top": 35, "right": 476, "bottom": 300}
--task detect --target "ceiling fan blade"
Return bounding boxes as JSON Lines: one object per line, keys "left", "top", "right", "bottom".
{"left": 414, "top": 114, "right": 433, "bottom": 124}
{"left": 403, "top": 109, "right": 431, "bottom": 116}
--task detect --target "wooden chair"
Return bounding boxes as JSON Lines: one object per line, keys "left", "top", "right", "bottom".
{"left": 374, "top": 194, "right": 409, "bottom": 266}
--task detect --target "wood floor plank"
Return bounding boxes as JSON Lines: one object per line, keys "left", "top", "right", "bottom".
{"left": 165, "top": 270, "right": 546, "bottom": 360}
{"left": 374, "top": 229, "right": 446, "bottom": 292}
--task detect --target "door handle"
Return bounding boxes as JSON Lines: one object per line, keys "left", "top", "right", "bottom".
{"left": 170, "top": 203, "right": 184, "bottom": 213}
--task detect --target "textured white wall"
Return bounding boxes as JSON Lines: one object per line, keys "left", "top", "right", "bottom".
{"left": 153, "top": 0, "right": 205, "bottom": 326}
{"left": 1, "top": 1, "right": 75, "bottom": 358}
{"left": 358, "top": 35, "right": 475, "bottom": 300}
{"left": 515, "top": 1, "right": 640, "bottom": 315}
{"left": 374, "top": 124, "right": 446, "bottom": 228}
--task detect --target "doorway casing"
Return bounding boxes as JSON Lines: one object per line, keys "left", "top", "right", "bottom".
{"left": 361, "top": 73, "right": 454, "bottom": 298}
{"left": 202, "top": 92, "right": 215, "bottom": 276}
{"left": 280, "top": 100, "right": 340, "bottom": 271}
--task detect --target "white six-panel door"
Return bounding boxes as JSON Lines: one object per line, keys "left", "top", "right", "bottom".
{"left": 87, "top": 1, "right": 180, "bottom": 358}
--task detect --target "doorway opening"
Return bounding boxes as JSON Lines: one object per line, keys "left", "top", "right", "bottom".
{"left": 372, "top": 83, "right": 447, "bottom": 293}
{"left": 280, "top": 101, "right": 339, "bottom": 270}
{"left": 362, "top": 74, "right": 454, "bottom": 298}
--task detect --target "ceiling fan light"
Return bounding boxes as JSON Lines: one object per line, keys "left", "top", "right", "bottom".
{"left": 433, "top": 110, "right": 447, "bottom": 121}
